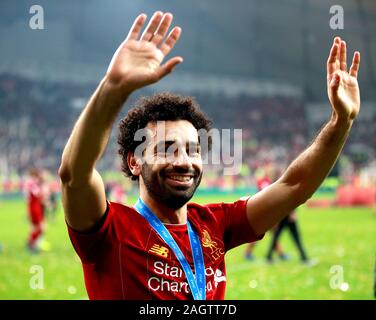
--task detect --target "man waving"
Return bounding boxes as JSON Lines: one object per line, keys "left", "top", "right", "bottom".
{"left": 59, "top": 12, "right": 360, "bottom": 299}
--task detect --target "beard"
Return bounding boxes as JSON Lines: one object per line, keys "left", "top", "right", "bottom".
{"left": 141, "top": 163, "right": 202, "bottom": 210}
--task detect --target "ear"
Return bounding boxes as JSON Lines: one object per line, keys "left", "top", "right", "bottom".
{"left": 127, "top": 152, "right": 142, "bottom": 177}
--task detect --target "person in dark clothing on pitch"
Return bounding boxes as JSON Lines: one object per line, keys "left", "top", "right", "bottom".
{"left": 266, "top": 211, "right": 312, "bottom": 264}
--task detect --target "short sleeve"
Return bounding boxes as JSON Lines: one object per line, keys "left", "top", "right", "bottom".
{"left": 66, "top": 201, "right": 114, "bottom": 264}
{"left": 208, "top": 198, "right": 264, "bottom": 251}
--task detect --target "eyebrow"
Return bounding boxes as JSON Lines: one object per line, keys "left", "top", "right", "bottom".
{"left": 153, "top": 140, "right": 175, "bottom": 153}
{"left": 153, "top": 140, "right": 200, "bottom": 152}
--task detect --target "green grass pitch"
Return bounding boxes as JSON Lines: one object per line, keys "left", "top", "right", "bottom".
{"left": 0, "top": 194, "right": 374, "bottom": 299}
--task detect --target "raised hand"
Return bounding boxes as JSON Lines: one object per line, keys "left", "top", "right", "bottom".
{"left": 106, "top": 12, "right": 183, "bottom": 93}
{"left": 327, "top": 37, "right": 361, "bottom": 121}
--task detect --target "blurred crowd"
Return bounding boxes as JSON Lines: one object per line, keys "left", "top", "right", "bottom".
{"left": 0, "top": 74, "right": 375, "bottom": 195}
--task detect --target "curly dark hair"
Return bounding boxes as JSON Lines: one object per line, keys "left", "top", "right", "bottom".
{"left": 118, "top": 92, "right": 212, "bottom": 180}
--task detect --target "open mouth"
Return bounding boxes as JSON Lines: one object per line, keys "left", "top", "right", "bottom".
{"left": 164, "top": 174, "right": 194, "bottom": 187}
{"left": 168, "top": 175, "right": 192, "bottom": 182}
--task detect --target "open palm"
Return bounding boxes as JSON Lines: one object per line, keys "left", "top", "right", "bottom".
{"left": 327, "top": 37, "right": 361, "bottom": 120}
{"left": 107, "top": 12, "right": 182, "bottom": 92}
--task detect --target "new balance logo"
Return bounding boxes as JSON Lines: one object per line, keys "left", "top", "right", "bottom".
{"left": 149, "top": 244, "right": 169, "bottom": 258}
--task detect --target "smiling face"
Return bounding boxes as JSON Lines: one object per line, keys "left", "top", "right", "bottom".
{"left": 134, "top": 120, "right": 203, "bottom": 209}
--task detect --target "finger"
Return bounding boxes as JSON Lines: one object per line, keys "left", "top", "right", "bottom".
{"left": 327, "top": 41, "right": 339, "bottom": 75}
{"left": 152, "top": 12, "right": 173, "bottom": 46}
{"left": 349, "top": 51, "right": 361, "bottom": 78}
{"left": 157, "top": 56, "right": 183, "bottom": 78}
{"left": 140, "top": 11, "right": 163, "bottom": 41}
{"left": 126, "top": 14, "right": 147, "bottom": 41}
{"left": 339, "top": 40, "right": 347, "bottom": 71}
{"left": 159, "top": 27, "right": 182, "bottom": 56}
{"left": 334, "top": 37, "right": 341, "bottom": 69}
{"left": 334, "top": 37, "right": 341, "bottom": 51}
{"left": 329, "top": 72, "right": 341, "bottom": 93}
{"left": 328, "top": 73, "right": 341, "bottom": 105}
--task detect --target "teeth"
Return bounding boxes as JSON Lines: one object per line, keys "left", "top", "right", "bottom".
{"left": 169, "top": 175, "right": 192, "bottom": 182}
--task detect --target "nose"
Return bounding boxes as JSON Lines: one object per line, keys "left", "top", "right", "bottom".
{"left": 171, "top": 147, "right": 191, "bottom": 169}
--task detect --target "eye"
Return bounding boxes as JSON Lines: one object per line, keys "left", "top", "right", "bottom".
{"left": 155, "top": 142, "right": 177, "bottom": 156}
{"left": 187, "top": 143, "right": 201, "bottom": 156}
{"left": 165, "top": 146, "right": 175, "bottom": 156}
{"left": 156, "top": 147, "right": 169, "bottom": 156}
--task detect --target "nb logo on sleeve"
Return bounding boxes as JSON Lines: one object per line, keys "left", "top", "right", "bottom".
{"left": 149, "top": 244, "right": 169, "bottom": 258}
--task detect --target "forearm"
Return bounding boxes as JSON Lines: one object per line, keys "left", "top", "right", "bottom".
{"left": 247, "top": 37, "right": 360, "bottom": 236}
{"left": 59, "top": 77, "right": 131, "bottom": 185}
{"left": 281, "top": 112, "right": 352, "bottom": 203}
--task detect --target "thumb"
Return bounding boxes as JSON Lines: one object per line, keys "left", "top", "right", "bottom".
{"left": 157, "top": 56, "right": 183, "bottom": 79}
{"left": 329, "top": 73, "right": 341, "bottom": 92}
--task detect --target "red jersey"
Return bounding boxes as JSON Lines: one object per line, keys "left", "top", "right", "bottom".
{"left": 24, "top": 178, "right": 44, "bottom": 224}
{"left": 67, "top": 199, "right": 263, "bottom": 300}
